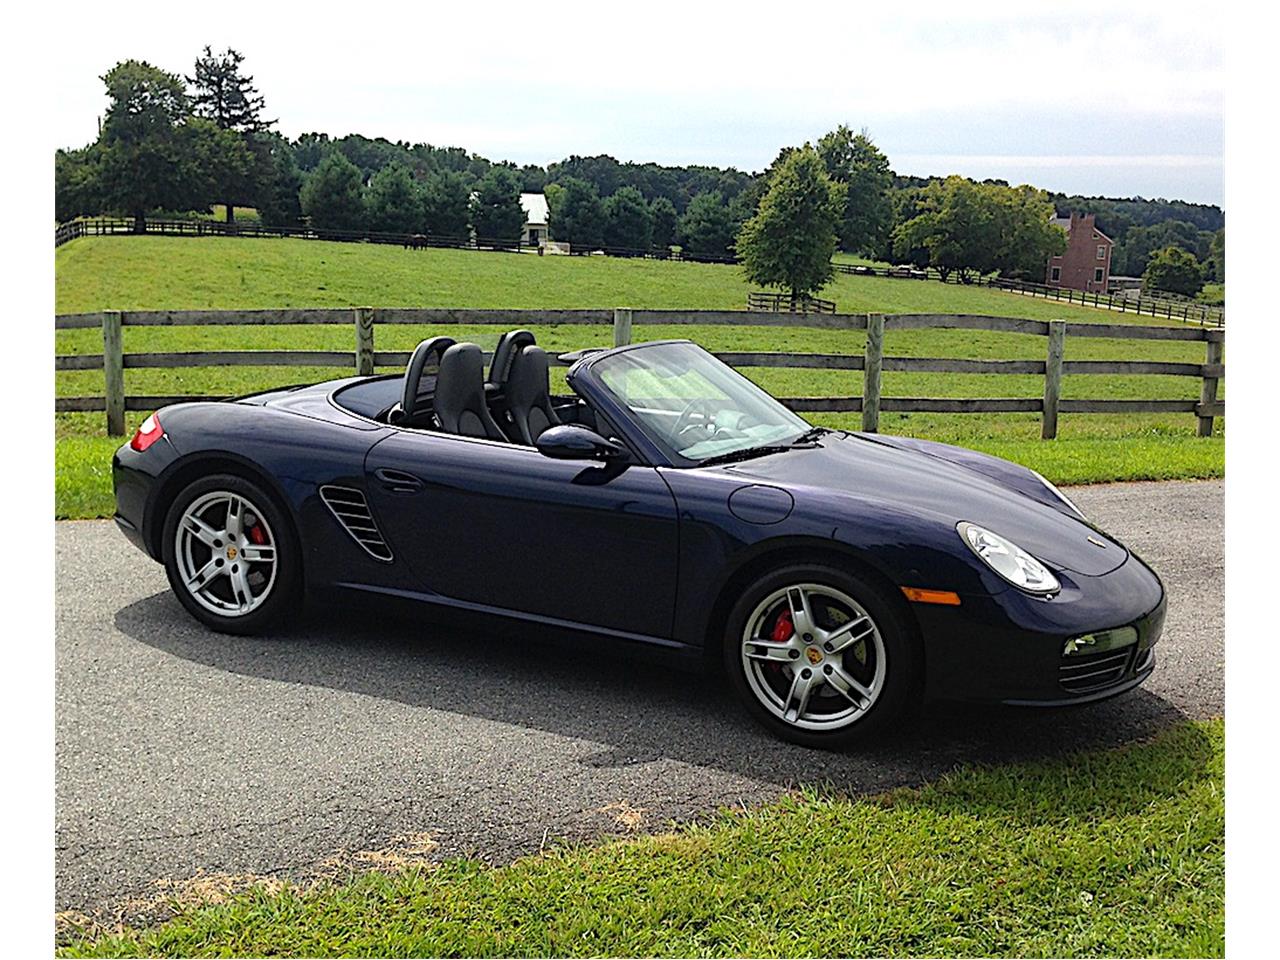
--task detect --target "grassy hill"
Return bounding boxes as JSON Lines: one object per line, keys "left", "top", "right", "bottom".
{"left": 60, "top": 235, "right": 1140, "bottom": 319}
{"left": 54, "top": 236, "right": 1223, "bottom": 518}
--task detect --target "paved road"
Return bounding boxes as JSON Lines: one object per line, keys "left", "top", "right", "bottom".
{"left": 55, "top": 480, "right": 1224, "bottom": 920}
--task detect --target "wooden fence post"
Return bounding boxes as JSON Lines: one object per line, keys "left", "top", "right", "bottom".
{"left": 613, "top": 307, "right": 633, "bottom": 347}
{"left": 1198, "top": 332, "right": 1223, "bottom": 437}
{"left": 355, "top": 307, "right": 375, "bottom": 375}
{"left": 862, "top": 313, "right": 884, "bottom": 433}
{"left": 1041, "top": 319, "right": 1065, "bottom": 440}
{"left": 102, "top": 310, "right": 125, "bottom": 436}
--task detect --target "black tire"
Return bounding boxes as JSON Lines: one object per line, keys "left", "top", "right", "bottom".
{"left": 722, "top": 563, "right": 920, "bottom": 748}
{"left": 161, "top": 473, "right": 301, "bottom": 635}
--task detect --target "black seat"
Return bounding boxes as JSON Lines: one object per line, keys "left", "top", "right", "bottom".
{"left": 504, "top": 345, "right": 561, "bottom": 444}
{"left": 395, "top": 336, "right": 456, "bottom": 424}
{"left": 488, "top": 329, "right": 537, "bottom": 389}
{"left": 433, "top": 343, "right": 506, "bottom": 440}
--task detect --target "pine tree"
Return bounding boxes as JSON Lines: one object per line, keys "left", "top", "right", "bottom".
{"left": 364, "top": 163, "right": 419, "bottom": 234}
{"left": 603, "top": 186, "right": 653, "bottom": 252}
{"left": 300, "top": 152, "right": 366, "bottom": 231}
{"left": 469, "top": 167, "right": 524, "bottom": 245}
{"left": 188, "top": 47, "right": 274, "bottom": 221}
{"left": 550, "top": 178, "right": 606, "bottom": 249}
{"left": 650, "top": 197, "right": 678, "bottom": 251}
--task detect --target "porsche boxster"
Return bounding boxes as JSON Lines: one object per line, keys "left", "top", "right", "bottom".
{"left": 113, "top": 331, "right": 1165, "bottom": 746}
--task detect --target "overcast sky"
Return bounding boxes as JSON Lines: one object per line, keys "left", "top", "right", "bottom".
{"left": 50, "top": 1, "right": 1225, "bottom": 206}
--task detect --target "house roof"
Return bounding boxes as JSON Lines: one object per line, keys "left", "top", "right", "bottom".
{"left": 520, "top": 192, "right": 549, "bottom": 226}
{"left": 1049, "top": 214, "right": 1112, "bottom": 245}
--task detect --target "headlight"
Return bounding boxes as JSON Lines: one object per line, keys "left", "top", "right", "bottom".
{"left": 957, "top": 522, "right": 1060, "bottom": 595}
{"left": 1031, "top": 469, "right": 1085, "bottom": 519}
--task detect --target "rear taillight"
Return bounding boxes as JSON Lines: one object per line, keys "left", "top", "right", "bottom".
{"left": 130, "top": 413, "right": 164, "bottom": 452}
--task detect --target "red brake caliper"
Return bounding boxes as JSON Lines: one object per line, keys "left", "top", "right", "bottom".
{"left": 248, "top": 524, "right": 266, "bottom": 545}
{"left": 765, "top": 609, "right": 793, "bottom": 672}
{"left": 770, "top": 609, "right": 794, "bottom": 642}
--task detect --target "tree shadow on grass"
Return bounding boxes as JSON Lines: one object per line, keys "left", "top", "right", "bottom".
{"left": 115, "top": 589, "right": 1198, "bottom": 796}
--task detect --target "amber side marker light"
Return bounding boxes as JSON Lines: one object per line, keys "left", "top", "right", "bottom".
{"left": 900, "top": 586, "right": 962, "bottom": 606}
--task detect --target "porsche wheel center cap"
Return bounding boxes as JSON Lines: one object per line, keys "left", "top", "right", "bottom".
{"left": 226, "top": 545, "right": 238, "bottom": 561}
{"left": 805, "top": 646, "right": 823, "bottom": 665}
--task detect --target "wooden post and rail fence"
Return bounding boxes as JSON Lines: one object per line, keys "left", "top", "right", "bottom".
{"left": 54, "top": 308, "right": 1225, "bottom": 441}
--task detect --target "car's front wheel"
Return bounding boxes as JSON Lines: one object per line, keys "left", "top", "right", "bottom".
{"left": 723, "top": 564, "right": 920, "bottom": 748}
{"left": 161, "top": 473, "right": 300, "bottom": 634}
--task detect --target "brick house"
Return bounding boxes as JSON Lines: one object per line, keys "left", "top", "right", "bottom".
{"left": 1045, "top": 212, "right": 1113, "bottom": 293}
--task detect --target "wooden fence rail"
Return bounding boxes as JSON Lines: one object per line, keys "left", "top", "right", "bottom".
{"left": 989, "top": 277, "right": 1224, "bottom": 327}
{"left": 54, "top": 307, "right": 1225, "bottom": 439}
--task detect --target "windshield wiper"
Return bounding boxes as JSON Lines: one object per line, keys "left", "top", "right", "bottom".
{"left": 694, "top": 427, "right": 830, "bottom": 467}
{"left": 696, "top": 445, "right": 797, "bottom": 467}
{"left": 793, "top": 426, "right": 830, "bottom": 444}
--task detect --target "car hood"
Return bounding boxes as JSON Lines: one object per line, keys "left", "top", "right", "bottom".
{"left": 715, "top": 432, "right": 1127, "bottom": 576}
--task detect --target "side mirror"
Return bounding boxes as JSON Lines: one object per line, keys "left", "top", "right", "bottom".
{"left": 535, "top": 425, "right": 629, "bottom": 462}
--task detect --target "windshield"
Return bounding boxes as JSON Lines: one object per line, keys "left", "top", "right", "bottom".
{"left": 590, "top": 342, "right": 811, "bottom": 463}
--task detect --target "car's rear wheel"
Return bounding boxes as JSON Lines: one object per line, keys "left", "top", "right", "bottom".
{"left": 723, "top": 564, "right": 920, "bottom": 748}
{"left": 161, "top": 474, "right": 300, "bottom": 634}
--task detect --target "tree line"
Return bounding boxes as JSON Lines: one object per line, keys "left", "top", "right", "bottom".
{"left": 55, "top": 49, "right": 1224, "bottom": 295}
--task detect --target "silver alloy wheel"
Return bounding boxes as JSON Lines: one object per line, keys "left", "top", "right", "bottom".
{"left": 174, "top": 490, "right": 278, "bottom": 617}
{"left": 740, "top": 582, "right": 887, "bottom": 732}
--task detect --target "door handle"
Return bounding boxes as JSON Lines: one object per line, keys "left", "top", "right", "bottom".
{"left": 374, "top": 468, "right": 424, "bottom": 494}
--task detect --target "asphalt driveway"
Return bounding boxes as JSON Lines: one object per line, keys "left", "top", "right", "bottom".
{"left": 55, "top": 479, "right": 1224, "bottom": 921}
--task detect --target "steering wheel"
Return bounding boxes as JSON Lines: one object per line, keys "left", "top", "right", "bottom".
{"left": 671, "top": 397, "right": 718, "bottom": 442}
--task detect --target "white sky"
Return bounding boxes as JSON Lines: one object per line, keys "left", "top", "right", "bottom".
{"left": 50, "top": 1, "right": 1224, "bottom": 204}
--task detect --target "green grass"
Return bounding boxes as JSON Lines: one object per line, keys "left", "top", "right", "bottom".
{"left": 57, "top": 235, "right": 1151, "bottom": 320}
{"left": 54, "top": 236, "right": 1224, "bottom": 519}
{"left": 59, "top": 718, "right": 1224, "bottom": 958}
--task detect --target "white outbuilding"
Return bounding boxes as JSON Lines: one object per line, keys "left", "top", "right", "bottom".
{"left": 520, "top": 193, "right": 549, "bottom": 245}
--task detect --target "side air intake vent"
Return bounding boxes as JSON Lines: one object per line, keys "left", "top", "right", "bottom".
{"left": 319, "top": 485, "right": 393, "bottom": 562}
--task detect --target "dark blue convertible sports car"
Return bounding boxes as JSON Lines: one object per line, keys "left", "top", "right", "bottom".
{"left": 113, "top": 331, "right": 1165, "bottom": 747}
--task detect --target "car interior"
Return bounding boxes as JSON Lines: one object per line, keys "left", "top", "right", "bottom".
{"left": 331, "top": 330, "right": 607, "bottom": 446}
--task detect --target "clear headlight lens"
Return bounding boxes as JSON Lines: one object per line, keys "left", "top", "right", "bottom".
{"left": 958, "top": 522, "right": 1060, "bottom": 595}
{"left": 1031, "top": 469, "right": 1085, "bottom": 519}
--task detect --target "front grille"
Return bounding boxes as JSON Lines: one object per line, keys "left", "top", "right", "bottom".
{"left": 1058, "top": 646, "right": 1135, "bottom": 694}
{"left": 319, "top": 485, "right": 393, "bottom": 562}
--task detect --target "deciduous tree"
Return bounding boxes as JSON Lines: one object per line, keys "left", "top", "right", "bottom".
{"left": 817, "top": 125, "right": 893, "bottom": 255}
{"left": 96, "top": 60, "right": 202, "bottom": 232}
{"left": 1144, "top": 246, "right": 1205, "bottom": 297}
{"left": 890, "top": 177, "right": 1062, "bottom": 282}
{"left": 989, "top": 185, "right": 1066, "bottom": 280}
{"left": 55, "top": 147, "right": 102, "bottom": 222}
{"left": 736, "top": 145, "right": 844, "bottom": 303}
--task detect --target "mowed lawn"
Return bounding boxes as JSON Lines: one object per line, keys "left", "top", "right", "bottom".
{"left": 55, "top": 236, "right": 1224, "bottom": 518}
{"left": 60, "top": 718, "right": 1224, "bottom": 958}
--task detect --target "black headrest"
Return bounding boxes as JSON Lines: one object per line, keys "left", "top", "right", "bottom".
{"left": 435, "top": 343, "right": 505, "bottom": 440}
{"left": 488, "top": 329, "right": 537, "bottom": 386}
{"left": 506, "top": 345, "right": 552, "bottom": 408}
{"left": 402, "top": 336, "right": 456, "bottom": 418}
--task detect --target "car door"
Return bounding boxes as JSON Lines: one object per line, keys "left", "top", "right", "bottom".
{"left": 363, "top": 430, "right": 680, "bottom": 640}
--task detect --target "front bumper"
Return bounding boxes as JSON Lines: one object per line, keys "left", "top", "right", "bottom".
{"left": 916, "top": 552, "right": 1166, "bottom": 705}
